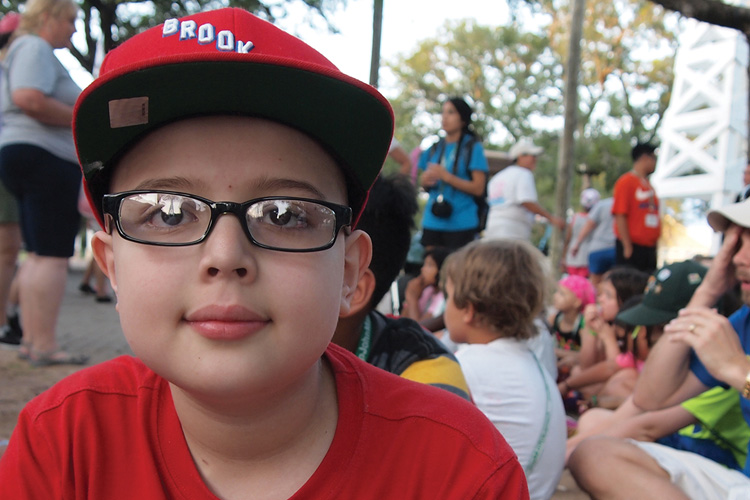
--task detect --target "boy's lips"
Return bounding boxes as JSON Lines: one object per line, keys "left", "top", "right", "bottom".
{"left": 184, "top": 305, "right": 270, "bottom": 341}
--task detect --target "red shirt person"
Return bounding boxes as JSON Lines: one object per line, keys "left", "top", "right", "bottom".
{"left": 612, "top": 142, "right": 660, "bottom": 274}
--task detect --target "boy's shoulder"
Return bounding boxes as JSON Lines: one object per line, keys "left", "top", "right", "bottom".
{"left": 21, "top": 356, "right": 159, "bottom": 421}
{"left": 329, "top": 342, "right": 502, "bottom": 452}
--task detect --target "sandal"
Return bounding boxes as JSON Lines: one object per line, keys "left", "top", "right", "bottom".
{"left": 79, "top": 283, "right": 96, "bottom": 295}
{"left": 29, "top": 348, "right": 89, "bottom": 367}
{"left": 17, "top": 342, "right": 31, "bottom": 360}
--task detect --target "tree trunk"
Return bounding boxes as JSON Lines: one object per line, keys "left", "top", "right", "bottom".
{"left": 369, "top": 0, "right": 383, "bottom": 88}
{"left": 550, "top": 0, "right": 586, "bottom": 279}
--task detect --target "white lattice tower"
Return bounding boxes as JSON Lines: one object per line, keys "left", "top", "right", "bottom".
{"left": 652, "top": 20, "right": 748, "bottom": 214}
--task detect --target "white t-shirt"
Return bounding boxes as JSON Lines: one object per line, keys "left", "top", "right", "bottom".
{"left": 484, "top": 165, "right": 538, "bottom": 241}
{"left": 456, "top": 338, "right": 566, "bottom": 500}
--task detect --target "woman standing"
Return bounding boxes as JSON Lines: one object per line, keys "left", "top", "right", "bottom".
{"left": 418, "top": 97, "right": 488, "bottom": 251}
{"left": 0, "top": 0, "right": 86, "bottom": 366}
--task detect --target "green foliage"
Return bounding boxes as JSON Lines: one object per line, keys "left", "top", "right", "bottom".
{"left": 0, "top": 0, "right": 344, "bottom": 73}
{"left": 386, "top": 0, "right": 677, "bottom": 205}
{"left": 387, "top": 19, "right": 562, "bottom": 147}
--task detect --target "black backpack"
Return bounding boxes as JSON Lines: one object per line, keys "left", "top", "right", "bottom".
{"left": 426, "top": 135, "right": 489, "bottom": 230}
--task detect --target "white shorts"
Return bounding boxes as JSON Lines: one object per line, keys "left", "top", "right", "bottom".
{"left": 629, "top": 440, "right": 750, "bottom": 500}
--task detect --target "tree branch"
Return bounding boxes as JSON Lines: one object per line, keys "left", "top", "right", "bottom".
{"left": 650, "top": 0, "right": 750, "bottom": 34}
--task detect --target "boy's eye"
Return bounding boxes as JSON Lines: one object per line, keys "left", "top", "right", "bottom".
{"left": 134, "top": 195, "right": 203, "bottom": 230}
{"left": 252, "top": 201, "right": 310, "bottom": 229}
{"left": 157, "top": 209, "right": 184, "bottom": 227}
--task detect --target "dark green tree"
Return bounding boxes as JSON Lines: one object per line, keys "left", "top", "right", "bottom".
{"left": 1, "top": 0, "right": 344, "bottom": 73}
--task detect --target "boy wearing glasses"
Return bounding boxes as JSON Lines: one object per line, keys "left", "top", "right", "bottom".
{"left": 0, "top": 8, "right": 527, "bottom": 499}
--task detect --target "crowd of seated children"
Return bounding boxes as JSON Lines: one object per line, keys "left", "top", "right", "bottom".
{"left": 576, "top": 266, "right": 648, "bottom": 372}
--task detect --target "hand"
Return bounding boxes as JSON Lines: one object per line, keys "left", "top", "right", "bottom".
{"left": 405, "top": 275, "right": 427, "bottom": 302}
{"left": 664, "top": 306, "right": 749, "bottom": 385}
{"left": 570, "top": 243, "right": 579, "bottom": 257}
{"left": 550, "top": 215, "right": 566, "bottom": 230}
{"left": 583, "top": 303, "right": 604, "bottom": 333}
{"left": 696, "top": 224, "right": 741, "bottom": 301}
{"left": 421, "top": 163, "right": 446, "bottom": 188}
{"left": 623, "top": 242, "right": 633, "bottom": 259}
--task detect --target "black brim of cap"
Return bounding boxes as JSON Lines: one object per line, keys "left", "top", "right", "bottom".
{"left": 75, "top": 60, "right": 393, "bottom": 222}
{"left": 616, "top": 303, "right": 677, "bottom": 327}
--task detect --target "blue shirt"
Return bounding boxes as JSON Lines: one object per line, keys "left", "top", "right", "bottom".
{"left": 690, "top": 304, "right": 750, "bottom": 477}
{"left": 418, "top": 135, "right": 488, "bottom": 232}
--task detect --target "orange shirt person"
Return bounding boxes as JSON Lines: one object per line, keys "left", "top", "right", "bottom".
{"left": 612, "top": 142, "right": 660, "bottom": 274}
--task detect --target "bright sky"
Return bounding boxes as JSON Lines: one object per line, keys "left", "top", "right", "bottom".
{"left": 62, "top": 0, "right": 510, "bottom": 90}
{"left": 279, "top": 0, "right": 510, "bottom": 90}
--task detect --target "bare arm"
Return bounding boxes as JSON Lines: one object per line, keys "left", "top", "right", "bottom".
{"left": 611, "top": 404, "right": 697, "bottom": 442}
{"left": 12, "top": 88, "right": 74, "bottom": 127}
{"left": 634, "top": 225, "right": 743, "bottom": 410}
{"left": 441, "top": 168, "right": 487, "bottom": 197}
{"left": 389, "top": 146, "right": 412, "bottom": 177}
{"left": 520, "top": 201, "right": 565, "bottom": 229}
{"left": 614, "top": 213, "right": 632, "bottom": 258}
{"left": 559, "top": 359, "right": 621, "bottom": 394}
{"left": 571, "top": 218, "right": 597, "bottom": 256}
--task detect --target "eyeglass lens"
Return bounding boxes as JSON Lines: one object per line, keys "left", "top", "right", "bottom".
{"left": 116, "top": 192, "right": 339, "bottom": 250}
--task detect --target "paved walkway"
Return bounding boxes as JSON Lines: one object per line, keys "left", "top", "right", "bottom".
{"left": 52, "top": 263, "right": 131, "bottom": 364}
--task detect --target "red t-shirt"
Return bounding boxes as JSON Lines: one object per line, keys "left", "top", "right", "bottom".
{"left": 0, "top": 344, "right": 528, "bottom": 499}
{"left": 612, "top": 171, "right": 661, "bottom": 246}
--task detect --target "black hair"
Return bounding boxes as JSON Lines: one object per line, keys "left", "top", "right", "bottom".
{"left": 604, "top": 266, "right": 649, "bottom": 307}
{"left": 631, "top": 142, "right": 657, "bottom": 162}
{"left": 423, "top": 246, "right": 452, "bottom": 285}
{"left": 448, "top": 97, "right": 473, "bottom": 132}
{"left": 355, "top": 173, "right": 419, "bottom": 309}
{"left": 443, "top": 96, "right": 480, "bottom": 181}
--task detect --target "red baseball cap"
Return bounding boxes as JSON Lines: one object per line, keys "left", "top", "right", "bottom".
{"left": 73, "top": 8, "right": 394, "bottom": 227}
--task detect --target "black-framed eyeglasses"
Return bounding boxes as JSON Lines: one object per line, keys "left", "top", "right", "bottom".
{"left": 102, "top": 190, "right": 352, "bottom": 252}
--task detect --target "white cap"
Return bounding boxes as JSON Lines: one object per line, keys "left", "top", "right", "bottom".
{"left": 707, "top": 197, "right": 750, "bottom": 232}
{"left": 510, "top": 138, "right": 543, "bottom": 159}
{"left": 580, "top": 188, "right": 600, "bottom": 210}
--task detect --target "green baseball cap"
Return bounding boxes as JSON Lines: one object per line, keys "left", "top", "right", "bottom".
{"left": 616, "top": 260, "right": 707, "bottom": 326}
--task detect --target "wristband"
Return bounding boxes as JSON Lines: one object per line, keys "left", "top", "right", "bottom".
{"left": 743, "top": 371, "right": 750, "bottom": 400}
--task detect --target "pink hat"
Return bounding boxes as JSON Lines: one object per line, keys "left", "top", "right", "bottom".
{"left": 0, "top": 13, "right": 20, "bottom": 35}
{"left": 559, "top": 275, "right": 596, "bottom": 307}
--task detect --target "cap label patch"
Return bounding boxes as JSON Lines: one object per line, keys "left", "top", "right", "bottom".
{"left": 109, "top": 97, "right": 149, "bottom": 128}
{"left": 163, "top": 18, "right": 254, "bottom": 54}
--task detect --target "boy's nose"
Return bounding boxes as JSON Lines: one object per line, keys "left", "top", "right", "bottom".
{"left": 200, "top": 215, "right": 256, "bottom": 280}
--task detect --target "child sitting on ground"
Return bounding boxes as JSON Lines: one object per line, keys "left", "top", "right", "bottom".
{"left": 559, "top": 294, "right": 654, "bottom": 411}
{"left": 577, "top": 266, "right": 649, "bottom": 371}
{"left": 548, "top": 274, "right": 596, "bottom": 375}
{"left": 0, "top": 9, "right": 527, "bottom": 498}
{"left": 332, "top": 174, "right": 470, "bottom": 401}
{"left": 443, "top": 239, "right": 566, "bottom": 500}
{"left": 401, "top": 246, "right": 452, "bottom": 323}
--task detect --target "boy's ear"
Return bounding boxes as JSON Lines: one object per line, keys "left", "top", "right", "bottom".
{"left": 340, "top": 268, "right": 376, "bottom": 319}
{"left": 91, "top": 230, "right": 117, "bottom": 295}
{"left": 462, "top": 302, "right": 477, "bottom": 326}
{"left": 340, "top": 229, "right": 372, "bottom": 316}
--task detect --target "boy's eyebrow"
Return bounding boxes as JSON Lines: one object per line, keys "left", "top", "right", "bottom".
{"left": 130, "top": 176, "right": 329, "bottom": 201}
{"left": 252, "top": 177, "right": 329, "bottom": 201}
{"left": 133, "top": 177, "right": 198, "bottom": 192}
